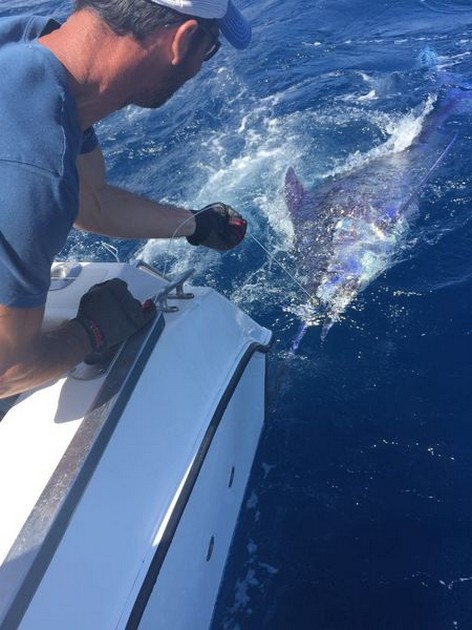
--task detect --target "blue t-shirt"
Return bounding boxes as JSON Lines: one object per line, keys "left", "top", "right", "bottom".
{"left": 0, "top": 15, "right": 98, "bottom": 308}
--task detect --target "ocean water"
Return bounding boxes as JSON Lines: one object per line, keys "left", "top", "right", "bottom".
{"left": 3, "top": 0, "right": 472, "bottom": 628}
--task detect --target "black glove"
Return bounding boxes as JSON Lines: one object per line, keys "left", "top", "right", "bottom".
{"left": 186, "top": 203, "right": 247, "bottom": 251}
{"left": 74, "top": 278, "right": 156, "bottom": 352}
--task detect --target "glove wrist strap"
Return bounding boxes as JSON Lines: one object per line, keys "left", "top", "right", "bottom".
{"left": 186, "top": 209, "right": 210, "bottom": 246}
{"left": 74, "top": 316, "right": 105, "bottom": 352}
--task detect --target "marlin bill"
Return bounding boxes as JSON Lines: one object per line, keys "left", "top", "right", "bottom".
{"left": 285, "top": 81, "right": 471, "bottom": 341}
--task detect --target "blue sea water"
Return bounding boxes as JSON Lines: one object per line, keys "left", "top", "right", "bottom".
{"left": 3, "top": 0, "right": 472, "bottom": 628}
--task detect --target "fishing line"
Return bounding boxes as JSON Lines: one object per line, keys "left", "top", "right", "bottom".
{"left": 101, "top": 242, "right": 120, "bottom": 262}
{"left": 397, "top": 132, "right": 458, "bottom": 216}
{"left": 161, "top": 209, "right": 314, "bottom": 405}
{"left": 248, "top": 233, "right": 318, "bottom": 306}
{"left": 163, "top": 206, "right": 210, "bottom": 276}
{"left": 161, "top": 208, "right": 318, "bottom": 309}
{"left": 247, "top": 234, "right": 318, "bottom": 354}
{"left": 160, "top": 208, "right": 318, "bottom": 359}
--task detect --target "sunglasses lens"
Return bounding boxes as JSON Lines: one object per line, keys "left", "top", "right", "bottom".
{"left": 199, "top": 23, "right": 221, "bottom": 61}
{"left": 205, "top": 42, "right": 220, "bottom": 60}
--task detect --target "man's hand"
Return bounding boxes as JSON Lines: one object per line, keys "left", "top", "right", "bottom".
{"left": 0, "top": 279, "right": 156, "bottom": 399}
{"left": 74, "top": 278, "right": 156, "bottom": 352}
{"left": 186, "top": 203, "right": 247, "bottom": 251}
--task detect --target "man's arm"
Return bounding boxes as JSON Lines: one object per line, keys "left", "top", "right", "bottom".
{"left": 75, "top": 146, "right": 197, "bottom": 239}
{"left": 0, "top": 305, "right": 91, "bottom": 399}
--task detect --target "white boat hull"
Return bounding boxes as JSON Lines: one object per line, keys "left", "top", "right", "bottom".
{"left": 0, "top": 262, "right": 271, "bottom": 629}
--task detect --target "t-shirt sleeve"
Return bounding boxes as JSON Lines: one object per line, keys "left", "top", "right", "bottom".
{"left": 0, "top": 162, "right": 77, "bottom": 308}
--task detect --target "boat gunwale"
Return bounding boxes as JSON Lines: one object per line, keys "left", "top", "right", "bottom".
{"left": 0, "top": 313, "right": 166, "bottom": 630}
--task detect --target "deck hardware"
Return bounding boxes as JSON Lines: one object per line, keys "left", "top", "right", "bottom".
{"left": 228, "top": 466, "right": 235, "bottom": 488}
{"left": 133, "top": 260, "right": 171, "bottom": 282}
{"left": 69, "top": 348, "right": 118, "bottom": 380}
{"left": 153, "top": 269, "right": 195, "bottom": 313}
{"left": 168, "top": 282, "right": 194, "bottom": 301}
{"left": 206, "top": 536, "right": 215, "bottom": 562}
{"left": 49, "top": 262, "right": 82, "bottom": 291}
{"left": 134, "top": 260, "right": 195, "bottom": 311}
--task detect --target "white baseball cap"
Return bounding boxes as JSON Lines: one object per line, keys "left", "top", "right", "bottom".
{"left": 148, "top": 0, "right": 252, "bottom": 49}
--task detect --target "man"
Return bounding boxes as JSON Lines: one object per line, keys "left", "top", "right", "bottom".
{"left": 0, "top": 0, "right": 250, "bottom": 398}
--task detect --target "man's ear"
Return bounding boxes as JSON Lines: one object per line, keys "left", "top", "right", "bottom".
{"left": 171, "top": 20, "right": 199, "bottom": 65}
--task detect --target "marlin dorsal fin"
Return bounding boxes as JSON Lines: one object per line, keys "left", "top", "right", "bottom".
{"left": 285, "top": 167, "right": 307, "bottom": 216}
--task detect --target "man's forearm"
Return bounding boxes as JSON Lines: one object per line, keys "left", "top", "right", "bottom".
{"left": 76, "top": 146, "right": 197, "bottom": 240}
{"left": 75, "top": 183, "right": 197, "bottom": 239}
{"left": 0, "top": 321, "right": 91, "bottom": 399}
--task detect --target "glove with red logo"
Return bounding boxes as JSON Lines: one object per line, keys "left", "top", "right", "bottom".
{"left": 74, "top": 278, "right": 156, "bottom": 353}
{"left": 186, "top": 203, "right": 247, "bottom": 251}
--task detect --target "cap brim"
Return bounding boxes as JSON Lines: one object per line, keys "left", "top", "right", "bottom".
{"left": 218, "top": 1, "right": 251, "bottom": 50}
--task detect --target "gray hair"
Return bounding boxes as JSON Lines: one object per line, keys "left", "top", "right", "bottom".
{"left": 73, "top": 0, "right": 190, "bottom": 40}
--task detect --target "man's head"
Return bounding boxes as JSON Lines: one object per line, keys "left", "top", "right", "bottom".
{"left": 63, "top": 0, "right": 250, "bottom": 118}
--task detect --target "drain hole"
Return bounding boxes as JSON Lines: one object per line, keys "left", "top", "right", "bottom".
{"left": 206, "top": 536, "right": 215, "bottom": 562}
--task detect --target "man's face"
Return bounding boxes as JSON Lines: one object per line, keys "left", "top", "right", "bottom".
{"left": 131, "top": 20, "right": 220, "bottom": 109}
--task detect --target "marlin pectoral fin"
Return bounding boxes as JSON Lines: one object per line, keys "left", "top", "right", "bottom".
{"left": 285, "top": 167, "right": 308, "bottom": 216}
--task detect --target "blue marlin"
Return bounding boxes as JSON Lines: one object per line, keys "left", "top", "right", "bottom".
{"left": 285, "top": 79, "right": 470, "bottom": 343}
